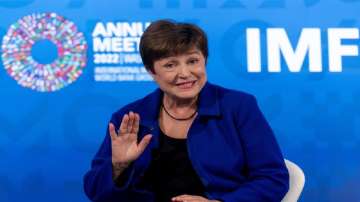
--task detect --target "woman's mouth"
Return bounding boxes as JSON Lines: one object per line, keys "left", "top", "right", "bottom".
{"left": 176, "top": 81, "right": 196, "bottom": 89}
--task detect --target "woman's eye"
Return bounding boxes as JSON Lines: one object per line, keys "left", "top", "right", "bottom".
{"left": 188, "top": 59, "right": 199, "bottom": 64}
{"left": 164, "top": 63, "right": 174, "bottom": 68}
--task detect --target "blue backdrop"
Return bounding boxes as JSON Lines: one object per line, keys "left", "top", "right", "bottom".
{"left": 1, "top": 0, "right": 360, "bottom": 201}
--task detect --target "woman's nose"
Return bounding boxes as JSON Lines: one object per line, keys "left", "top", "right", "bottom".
{"left": 177, "top": 64, "right": 191, "bottom": 78}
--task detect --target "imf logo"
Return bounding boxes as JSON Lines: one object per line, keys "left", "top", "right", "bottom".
{"left": 246, "top": 28, "right": 359, "bottom": 73}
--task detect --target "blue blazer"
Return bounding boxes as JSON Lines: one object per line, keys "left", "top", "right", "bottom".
{"left": 84, "top": 82, "right": 289, "bottom": 202}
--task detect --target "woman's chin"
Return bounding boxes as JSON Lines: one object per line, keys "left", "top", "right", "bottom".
{"left": 172, "top": 90, "right": 199, "bottom": 100}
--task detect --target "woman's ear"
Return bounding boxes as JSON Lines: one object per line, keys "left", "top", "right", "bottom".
{"left": 146, "top": 68, "right": 156, "bottom": 81}
{"left": 146, "top": 68, "right": 154, "bottom": 75}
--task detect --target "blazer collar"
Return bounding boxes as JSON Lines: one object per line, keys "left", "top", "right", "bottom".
{"left": 197, "top": 82, "right": 221, "bottom": 117}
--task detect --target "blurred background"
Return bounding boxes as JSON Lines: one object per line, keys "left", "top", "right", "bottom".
{"left": 0, "top": 0, "right": 360, "bottom": 201}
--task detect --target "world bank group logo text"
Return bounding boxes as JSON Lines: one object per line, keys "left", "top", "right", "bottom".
{"left": 1, "top": 12, "right": 87, "bottom": 92}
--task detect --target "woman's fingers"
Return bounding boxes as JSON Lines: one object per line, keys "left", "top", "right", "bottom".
{"left": 116, "top": 111, "right": 140, "bottom": 136}
{"left": 132, "top": 113, "right": 140, "bottom": 134}
{"left": 108, "top": 123, "right": 117, "bottom": 140}
{"left": 119, "top": 113, "right": 129, "bottom": 134}
{"left": 127, "top": 111, "right": 135, "bottom": 133}
{"left": 172, "top": 195, "right": 208, "bottom": 202}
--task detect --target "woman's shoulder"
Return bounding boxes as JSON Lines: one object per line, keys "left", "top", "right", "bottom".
{"left": 209, "top": 82, "right": 256, "bottom": 105}
{"left": 208, "top": 83, "right": 262, "bottom": 121}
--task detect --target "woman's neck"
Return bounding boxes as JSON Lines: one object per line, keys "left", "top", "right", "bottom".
{"left": 163, "top": 94, "right": 198, "bottom": 112}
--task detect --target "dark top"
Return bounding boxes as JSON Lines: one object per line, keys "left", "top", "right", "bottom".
{"left": 137, "top": 129, "right": 206, "bottom": 202}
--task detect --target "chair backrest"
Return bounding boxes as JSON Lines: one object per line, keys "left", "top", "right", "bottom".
{"left": 281, "top": 159, "right": 305, "bottom": 202}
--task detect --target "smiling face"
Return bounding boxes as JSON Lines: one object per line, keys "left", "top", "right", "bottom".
{"left": 149, "top": 48, "right": 207, "bottom": 101}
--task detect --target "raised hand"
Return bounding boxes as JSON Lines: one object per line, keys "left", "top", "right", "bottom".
{"left": 109, "top": 111, "right": 152, "bottom": 168}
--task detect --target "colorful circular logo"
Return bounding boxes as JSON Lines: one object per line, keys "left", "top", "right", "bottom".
{"left": 1, "top": 12, "right": 87, "bottom": 92}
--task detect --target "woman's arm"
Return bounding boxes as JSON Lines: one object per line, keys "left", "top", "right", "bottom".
{"left": 83, "top": 118, "right": 135, "bottom": 201}
{"left": 83, "top": 111, "right": 151, "bottom": 201}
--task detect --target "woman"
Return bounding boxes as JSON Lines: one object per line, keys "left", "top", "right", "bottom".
{"left": 84, "top": 19, "right": 289, "bottom": 202}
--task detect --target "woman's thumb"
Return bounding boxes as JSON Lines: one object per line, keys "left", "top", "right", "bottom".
{"left": 137, "top": 134, "right": 152, "bottom": 154}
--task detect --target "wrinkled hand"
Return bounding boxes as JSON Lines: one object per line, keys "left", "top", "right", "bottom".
{"left": 172, "top": 195, "right": 221, "bottom": 202}
{"left": 109, "top": 111, "right": 152, "bottom": 166}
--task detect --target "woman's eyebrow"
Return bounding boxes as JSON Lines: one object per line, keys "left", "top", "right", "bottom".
{"left": 186, "top": 51, "right": 200, "bottom": 56}
{"left": 163, "top": 59, "right": 178, "bottom": 63}
{"left": 186, "top": 51, "right": 200, "bottom": 55}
